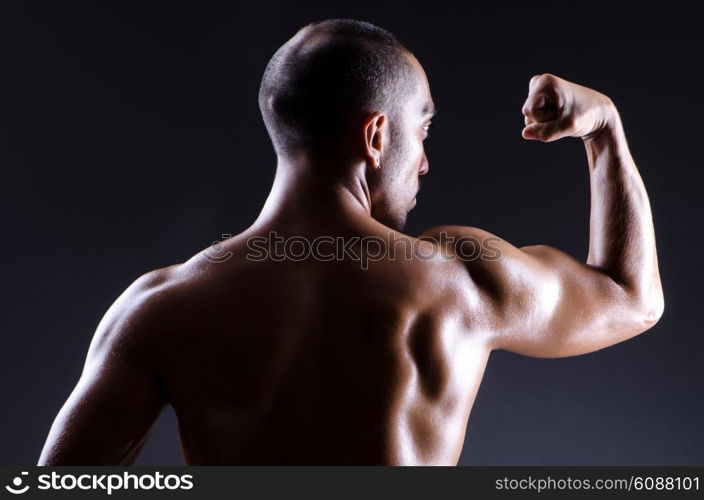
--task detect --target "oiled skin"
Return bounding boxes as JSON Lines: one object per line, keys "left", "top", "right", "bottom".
{"left": 37, "top": 70, "right": 664, "bottom": 466}
{"left": 157, "top": 219, "right": 491, "bottom": 465}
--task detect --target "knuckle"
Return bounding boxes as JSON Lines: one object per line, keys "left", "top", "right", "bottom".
{"left": 535, "top": 73, "right": 557, "bottom": 92}
{"left": 541, "top": 73, "right": 557, "bottom": 83}
{"left": 521, "top": 98, "right": 535, "bottom": 117}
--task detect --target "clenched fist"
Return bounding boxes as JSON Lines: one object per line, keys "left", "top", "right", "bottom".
{"left": 521, "top": 73, "right": 617, "bottom": 142}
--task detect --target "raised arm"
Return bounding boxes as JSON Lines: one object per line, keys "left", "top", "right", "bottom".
{"left": 423, "top": 73, "right": 664, "bottom": 357}
{"left": 38, "top": 269, "right": 173, "bottom": 465}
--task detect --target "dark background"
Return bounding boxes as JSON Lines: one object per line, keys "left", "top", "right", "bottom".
{"left": 1, "top": 2, "right": 702, "bottom": 465}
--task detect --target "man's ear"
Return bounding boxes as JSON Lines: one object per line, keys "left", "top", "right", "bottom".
{"left": 362, "top": 112, "right": 386, "bottom": 169}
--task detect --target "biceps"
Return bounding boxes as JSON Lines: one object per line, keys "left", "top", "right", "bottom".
{"left": 38, "top": 359, "right": 165, "bottom": 465}
{"left": 488, "top": 245, "right": 636, "bottom": 357}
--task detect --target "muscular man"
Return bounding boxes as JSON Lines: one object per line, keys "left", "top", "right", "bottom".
{"left": 38, "top": 19, "right": 664, "bottom": 465}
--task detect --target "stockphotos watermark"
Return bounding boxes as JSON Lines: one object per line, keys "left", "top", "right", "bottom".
{"left": 4, "top": 470, "right": 193, "bottom": 495}
{"left": 202, "top": 231, "right": 503, "bottom": 269}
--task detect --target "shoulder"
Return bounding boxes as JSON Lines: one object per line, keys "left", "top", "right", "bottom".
{"left": 408, "top": 226, "right": 503, "bottom": 312}
{"left": 417, "top": 225, "right": 506, "bottom": 264}
{"left": 418, "top": 225, "right": 495, "bottom": 240}
{"left": 417, "top": 224, "right": 562, "bottom": 267}
{"left": 126, "top": 265, "right": 178, "bottom": 293}
{"left": 414, "top": 225, "right": 554, "bottom": 317}
{"left": 115, "top": 264, "right": 184, "bottom": 315}
{"left": 86, "top": 264, "right": 185, "bottom": 363}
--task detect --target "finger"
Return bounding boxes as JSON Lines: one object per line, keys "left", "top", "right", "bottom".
{"left": 522, "top": 121, "right": 570, "bottom": 142}
{"left": 530, "top": 73, "right": 559, "bottom": 91}
{"left": 521, "top": 116, "right": 573, "bottom": 142}
{"left": 521, "top": 91, "right": 558, "bottom": 123}
{"left": 528, "top": 74, "right": 543, "bottom": 92}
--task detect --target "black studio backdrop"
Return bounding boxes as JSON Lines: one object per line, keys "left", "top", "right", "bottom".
{"left": 1, "top": 2, "right": 702, "bottom": 465}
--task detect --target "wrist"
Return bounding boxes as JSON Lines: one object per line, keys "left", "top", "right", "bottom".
{"left": 582, "top": 99, "right": 625, "bottom": 149}
{"left": 582, "top": 100, "right": 633, "bottom": 170}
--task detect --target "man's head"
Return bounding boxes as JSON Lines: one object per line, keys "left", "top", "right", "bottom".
{"left": 259, "top": 19, "right": 435, "bottom": 230}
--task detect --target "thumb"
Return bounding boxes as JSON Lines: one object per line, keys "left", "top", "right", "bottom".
{"left": 522, "top": 118, "right": 571, "bottom": 142}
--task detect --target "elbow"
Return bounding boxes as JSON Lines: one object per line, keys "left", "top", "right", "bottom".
{"left": 632, "top": 288, "right": 665, "bottom": 331}
{"left": 644, "top": 292, "right": 665, "bottom": 326}
{"left": 614, "top": 276, "right": 664, "bottom": 333}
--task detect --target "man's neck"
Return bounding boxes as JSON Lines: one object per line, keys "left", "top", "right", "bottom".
{"left": 253, "top": 154, "right": 373, "bottom": 229}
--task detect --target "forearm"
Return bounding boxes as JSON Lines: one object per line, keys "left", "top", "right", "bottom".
{"left": 584, "top": 106, "right": 663, "bottom": 317}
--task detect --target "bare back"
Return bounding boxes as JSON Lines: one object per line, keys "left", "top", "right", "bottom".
{"left": 156, "top": 219, "right": 492, "bottom": 465}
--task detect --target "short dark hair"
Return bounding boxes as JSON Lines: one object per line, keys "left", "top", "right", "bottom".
{"left": 258, "top": 19, "right": 418, "bottom": 155}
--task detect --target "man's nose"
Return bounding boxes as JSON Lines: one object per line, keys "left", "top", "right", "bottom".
{"left": 419, "top": 152, "right": 429, "bottom": 175}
